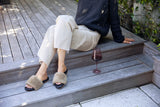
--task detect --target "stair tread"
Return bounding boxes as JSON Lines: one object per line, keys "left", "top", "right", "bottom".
{"left": 0, "top": 54, "right": 153, "bottom": 107}
{"left": 0, "top": 55, "right": 137, "bottom": 91}
{"left": 0, "top": 29, "right": 145, "bottom": 73}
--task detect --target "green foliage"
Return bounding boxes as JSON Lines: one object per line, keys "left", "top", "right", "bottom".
{"left": 118, "top": 0, "right": 160, "bottom": 50}
{"left": 75, "top": 0, "right": 160, "bottom": 49}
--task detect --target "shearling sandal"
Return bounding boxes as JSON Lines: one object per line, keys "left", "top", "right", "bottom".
{"left": 25, "top": 75, "right": 49, "bottom": 91}
{"left": 53, "top": 69, "right": 68, "bottom": 89}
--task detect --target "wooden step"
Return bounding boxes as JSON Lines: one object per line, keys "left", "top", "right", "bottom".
{"left": 0, "top": 28, "right": 145, "bottom": 85}
{"left": 0, "top": 54, "right": 153, "bottom": 107}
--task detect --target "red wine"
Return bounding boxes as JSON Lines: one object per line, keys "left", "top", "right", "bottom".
{"left": 92, "top": 54, "right": 102, "bottom": 62}
{"left": 92, "top": 48, "right": 102, "bottom": 74}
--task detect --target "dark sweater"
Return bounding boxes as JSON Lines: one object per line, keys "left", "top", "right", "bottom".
{"left": 75, "top": 0, "right": 125, "bottom": 43}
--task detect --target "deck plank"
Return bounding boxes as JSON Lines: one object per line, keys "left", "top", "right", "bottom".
{"left": 58, "top": 0, "right": 77, "bottom": 17}
{"left": 0, "top": 42, "right": 2, "bottom": 64}
{"left": 34, "top": 0, "right": 57, "bottom": 23}
{"left": 16, "top": 0, "right": 43, "bottom": 47}
{"left": 0, "top": 11, "right": 13, "bottom": 63}
{"left": 14, "top": 0, "right": 47, "bottom": 37}
{"left": 2, "top": 6, "right": 23, "bottom": 61}
{"left": 6, "top": 5, "right": 33, "bottom": 59}
{"left": 0, "top": 57, "right": 142, "bottom": 99}
{"left": 0, "top": 64, "right": 152, "bottom": 107}
{"left": 12, "top": 1, "right": 40, "bottom": 57}
{"left": 24, "top": 0, "right": 50, "bottom": 32}
{"left": 42, "top": 0, "right": 69, "bottom": 16}
{"left": 29, "top": 0, "right": 56, "bottom": 26}
{"left": 39, "top": 0, "right": 60, "bottom": 17}
{"left": 0, "top": 55, "right": 137, "bottom": 92}
{"left": 0, "top": 59, "right": 142, "bottom": 99}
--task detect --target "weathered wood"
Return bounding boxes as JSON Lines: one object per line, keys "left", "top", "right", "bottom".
{"left": 29, "top": 0, "right": 56, "bottom": 26}
{"left": 144, "top": 41, "right": 160, "bottom": 56}
{"left": 0, "top": 11, "right": 13, "bottom": 63}
{"left": 0, "top": 64, "right": 153, "bottom": 107}
{"left": 136, "top": 54, "right": 154, "bottom": 68}
{"left": 6, "top": 5, "right": 33, "bottom": 59}
{"left": 0, "top": 59, "right": 142, "bottom": 98}
{"left": 153, "top": 55, "right": 160, "bottom": 75}
{"left": 2, "top": 6, "right": 23, "bottom": 61}
{"left": 14, "top": 0, "right": 47, "bottom": 37}
{"left": 152, "top": 72, "right": 160, "bottom": 88}
{"left": 24, "top": 0, "right": 50, "bottom": 32}
{"left": 0, "top": 42, "right": 144, "bottom": 85}
{"left": 12, "top": 1, "right": 39, "bottom": 57}
{"left": 56, "top": 0, "right": 76, "bottom": 17}
{"left": 16, "top": 0, "right": 43, "bottom": 47}
{"left": 39, "top": 0, "right": 59, "bottom": 17}
{"left": 65, "top": 44, "right": 144, "bottom": 70}
{"left": 0, "top": 42, "right": 2, "bottom": 64}
{"left": 42, "top": 0, "right": 70, "bottom": 16}
{"left": 0, "top": 55, "right": 137, "bottom": 91}
{"left": 34, "top": 0, "right": 56, "bottom": 23}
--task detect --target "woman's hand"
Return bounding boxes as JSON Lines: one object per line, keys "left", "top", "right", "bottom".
{"left": 123, "top": 38, "right": 135, "bottom": 44}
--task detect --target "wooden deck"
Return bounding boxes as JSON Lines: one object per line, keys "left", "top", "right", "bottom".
{"left": 1, "top": 0, "right": 160, "bottom": 107}
{"left": 0, "top": 0, "right": 77, "bottom": 64}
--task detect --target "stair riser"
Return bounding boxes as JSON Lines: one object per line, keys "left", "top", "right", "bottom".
{"left": 25, "top": 72, "right": 152, "bottom": 107}
{"left": 0, "top": 44, "right": 143, "bottom": 85}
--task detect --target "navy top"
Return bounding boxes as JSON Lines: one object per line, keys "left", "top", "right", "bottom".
{"left": 75, "top": 0, "right": 125, "bottom": 43}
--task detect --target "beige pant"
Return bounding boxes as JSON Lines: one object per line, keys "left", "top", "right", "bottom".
{"left": 37, "top": 15, "right": 100, "bottom": 66}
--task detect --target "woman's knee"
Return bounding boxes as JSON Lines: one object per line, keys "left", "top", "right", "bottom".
{"left": 56, "top": 15, "right": 78, "bottom": 30}
{"left": 56, "top": 15, "right": 74, "bottom": 23}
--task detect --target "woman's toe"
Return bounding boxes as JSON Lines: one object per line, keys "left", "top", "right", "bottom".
{"left": 25, "top": 84, "right": 33, "bottom": 88}
{"left": 55, "top": 82, "right": 61, "bottom": 85}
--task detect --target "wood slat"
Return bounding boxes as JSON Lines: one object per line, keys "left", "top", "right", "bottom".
{"left": 12, "top": 1, "right": 40, "bottom": 57}
{"left": 43, "top": 0, "right": 69, "bottom": 16}
{"left": 34, "top": 0, "right": 57, "bottom": 23}
{"left": 0, "top": 55, "right": 137, "bottom": 91}
{"left": 58, "top": 0, "right": 77, "bottom": 17}
{"left": 2, "top": 6, "right": 23, "bottom": 61}
{"left": 0, "top": 11, "right": 13, "bottom": 63}
{"left": 24, "top": 0, "right": 50, "bottom": 32}
{"left": 0, "top": 58, "right": 141, "bottom": 98}
{"left": 0, "top": 64, "right": 152, "bottom": 107}
{"left": 0, "top": 42, "right": 2, "bottom": 64}
{"left": 29, "top": 0, "right": 56, "bottom": 26}
{"left": 0, "top": 42, "right": 144, "bottom": 85}
{"left": 16, "top": 0, "right": 43, "bottom": 47}
{"left": 39, "top": 0, "right": 59, "bottom": 17}
{"left": 6, "top": 5, "right": 33, "bottom": 59}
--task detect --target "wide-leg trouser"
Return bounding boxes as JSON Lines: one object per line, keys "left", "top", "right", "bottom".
{"left": 37, "top": 15, "right": 100, "bottom": 67}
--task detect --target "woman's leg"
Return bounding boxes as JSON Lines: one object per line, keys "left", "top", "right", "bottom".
{"left": 53, "top": 15, "right": 78, "bottom": 85}
{"left": 53, "top": 15, "right": 100, "bottom": 86}
{"left": 26, "top": 25, "right": 57, "bottom": 88}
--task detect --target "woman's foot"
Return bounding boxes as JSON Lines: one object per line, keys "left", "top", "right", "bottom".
{"left": 25, "top": 62, "right": 48, "bottom": 90}
{"left": 55, "top": 64, "right": 67, "bottom": 85}
{"left": 25, "top": 72, "right": 48, "bottom": 89}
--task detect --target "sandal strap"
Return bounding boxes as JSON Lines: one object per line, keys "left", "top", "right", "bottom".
{"left": 26, "top": 75, "right": 43, "bottom": 90}
{"left": 53, "top": 72, "right": 67, "bottom": 84}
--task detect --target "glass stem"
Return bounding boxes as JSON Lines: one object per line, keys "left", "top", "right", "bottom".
{"left": 96, "top": 61, "right": 98, "bottom": 70}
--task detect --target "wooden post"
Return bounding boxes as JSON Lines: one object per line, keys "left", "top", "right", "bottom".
{"left": 152, "top": 55, "right": 160, "bottom": 88}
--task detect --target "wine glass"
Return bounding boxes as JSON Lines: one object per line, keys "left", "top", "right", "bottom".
{"left": 92, "top": 47, "right": 102, "bottom": 74}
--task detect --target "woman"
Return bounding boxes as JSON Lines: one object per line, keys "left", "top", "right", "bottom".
{"left": 25, "top": 0, "right": 134, "bottom": 91}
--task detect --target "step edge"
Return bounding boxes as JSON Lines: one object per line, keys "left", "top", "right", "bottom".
{"left": 0, "top": 42, "right": 144, "bottom": 74}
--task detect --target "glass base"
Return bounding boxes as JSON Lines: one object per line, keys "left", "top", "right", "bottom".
{"left": 93, "top": 69, "right": 101, "bottom": 74}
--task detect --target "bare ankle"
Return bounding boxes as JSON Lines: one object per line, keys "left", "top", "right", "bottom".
{"left": 58, "top": 64, "right": 67, "bottom": 72}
